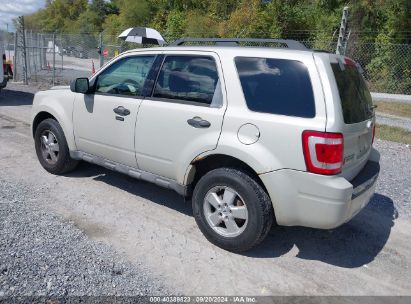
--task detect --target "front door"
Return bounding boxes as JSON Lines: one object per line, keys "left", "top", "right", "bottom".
{"left": 73, "top": 55, "right": 155, "bottom": 167}
{"left": 135, "top": 53, "right": 226, "bottom": 182}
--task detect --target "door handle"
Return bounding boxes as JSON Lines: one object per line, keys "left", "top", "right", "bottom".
{"left": 113, "top": 106, "right": 130, "bottom": 116}
{"left": 187, "top": 117, "right": 211, "bottom": 128}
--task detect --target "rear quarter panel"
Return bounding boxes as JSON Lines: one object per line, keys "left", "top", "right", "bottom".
{"left": 204, "top": 49, "right": 327, "bottom": 174}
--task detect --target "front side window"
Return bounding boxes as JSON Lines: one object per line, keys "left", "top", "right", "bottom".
{"left": 235, "top": 57, "right": 315, "bottom": 118}
{"left": 95, "top": 55, "right": 155, "bottom": 96}
{"left": 152, "top": 55, "right": 222, "bottom": 107}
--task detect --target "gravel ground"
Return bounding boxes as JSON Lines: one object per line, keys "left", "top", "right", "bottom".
{"left": 373, "top": 139, "right": 411, "bottom": 219}
{"left": 0, "top": 178, "right": 167, "bottom": 297}
{"left": 376, "top": 113, "right": 411, "bottom": 131}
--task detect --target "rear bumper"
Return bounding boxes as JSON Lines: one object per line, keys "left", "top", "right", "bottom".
{"left": 260, "top": 148, "right": 380, "bottom": 229}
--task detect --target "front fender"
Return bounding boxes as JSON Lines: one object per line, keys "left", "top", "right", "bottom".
{"left": 31, "top": 90, "right": 76, "bottom": 151}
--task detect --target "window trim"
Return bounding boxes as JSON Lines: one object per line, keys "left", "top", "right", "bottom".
{"left": 144, "top": 96, "right": 213, "bottom": 107}
{"left": 233, "top": 56, "right": 316, "bottom": 119}
{"left": 92, "top": 54, "right": 157, "bottom": 99}
{"left": 142, "top": 55, "right": 165, "bottom": 98}
{"left": 148, "top": 54, "right": 223, "bottom": 108}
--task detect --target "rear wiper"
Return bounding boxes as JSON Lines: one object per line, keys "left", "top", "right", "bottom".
{"left": 367, "top": 105, "right": 377, "bottom": 115}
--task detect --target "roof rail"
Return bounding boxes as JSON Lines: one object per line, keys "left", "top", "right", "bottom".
{"left": 169, "top": 38, "right": 308, "bottom": 50}
{"left": 312, "top": 49, "right": 333, "bottom": 53}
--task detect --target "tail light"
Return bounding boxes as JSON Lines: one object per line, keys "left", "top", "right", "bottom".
{"left": 302, "top": 131, "right": 344, "bottom": 175}
{"left": 372, "top": 125, "right": 376, "bottom": 144}
{"left": 344, "top": 58, "right": 356, "bottom": 67}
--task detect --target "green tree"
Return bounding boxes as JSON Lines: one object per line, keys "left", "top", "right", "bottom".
{"left": 165, "top": 10, "right": 187, "bottom": 40}
{"left": 116, "top": 0, "right": 150, "bottom": 28}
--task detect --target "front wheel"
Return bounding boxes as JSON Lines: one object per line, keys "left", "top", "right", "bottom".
{"left": 34, "top": 118, "right": 79, "bottom": 174}
{"left": 192, "top": 168, "right": 274, "bottom": 252}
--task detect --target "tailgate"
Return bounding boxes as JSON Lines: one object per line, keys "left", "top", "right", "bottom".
{"left": 341, "top": 119, "right": 374, "bottom": 180}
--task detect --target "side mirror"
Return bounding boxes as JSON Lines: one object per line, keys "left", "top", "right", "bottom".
{"left": 70, "top": 77, "right": 90, "bottom": 94}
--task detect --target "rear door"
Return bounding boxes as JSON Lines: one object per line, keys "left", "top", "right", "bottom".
{"left": 134, "top": 52, "right": 226, "bottom": 182}
{"left": 327, "top": 55, "right": 375, "bottom": 180}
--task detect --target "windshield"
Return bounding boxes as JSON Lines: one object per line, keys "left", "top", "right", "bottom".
{"left": 331, "top": 62, "right": 373, "bottom": 124}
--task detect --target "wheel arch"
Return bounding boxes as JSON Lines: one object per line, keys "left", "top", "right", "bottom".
{"left": 186, "top": 154, "right": 269, "bottom": 195}
{"left": 32, "top": 111, "right": 58, "bottom": 137}
{"left": 31, "top": 106, "right": 76, "bottom": 151}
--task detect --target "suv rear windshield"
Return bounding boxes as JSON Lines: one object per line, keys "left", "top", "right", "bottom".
{"left": 331, "top": 62, "right": 373, "bottom": 124}
{"left": 235, "top": 57, "right": 315, "bottom": 118}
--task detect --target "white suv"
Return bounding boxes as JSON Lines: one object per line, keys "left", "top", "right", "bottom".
{"left": 31, "top": 39, "right": 380, "bottom": 252}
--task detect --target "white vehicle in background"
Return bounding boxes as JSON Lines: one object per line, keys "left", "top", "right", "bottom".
{"left": 31, "top": 38, "right": 380, "bottom": 252}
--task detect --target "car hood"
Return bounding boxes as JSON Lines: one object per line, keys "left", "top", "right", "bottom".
{"left": 49, "top": 85, "right": 70, "bottom": 90}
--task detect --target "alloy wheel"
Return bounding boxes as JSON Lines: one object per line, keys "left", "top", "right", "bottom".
{"left": 40, "top": 130, "right": 60, "bottom": 165}
{"left": 203, "top": 186, "right": 248, "bottom": 238}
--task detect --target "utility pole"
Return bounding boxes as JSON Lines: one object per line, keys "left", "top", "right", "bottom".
{"left": 18, "top": 16, "right": 28, "bottom": 85}
{"left": 336, "top": 6, "right": 349, "bottom": 55}
{"left": 52, "top": 32, "right": 56, "bottom": 86}
{"left": 13, "top": 31, "right": 17, "bottom": 81}
{"left": 6, "top": 23, "right": 11, "bottom": 60}
{"left": 99, "top": 32, "right": 104, "bottom": 68}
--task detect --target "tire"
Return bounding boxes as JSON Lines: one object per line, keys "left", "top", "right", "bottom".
{"left": 34, "top": 118, "right": 79, "bottom": 174}
{"left": 192, "top": 168, "right": 274, "bottom": 252}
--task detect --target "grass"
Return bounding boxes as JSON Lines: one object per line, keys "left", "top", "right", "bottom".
{"left": 374, "top": 101, "right": 411, "bottom": 118}
{"left": 376, "top": 124, "right": 411, "bottom": 145}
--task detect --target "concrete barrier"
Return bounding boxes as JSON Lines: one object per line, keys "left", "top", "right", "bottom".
{"left": 371, "top": 92, "right": 411, "bottom": 104}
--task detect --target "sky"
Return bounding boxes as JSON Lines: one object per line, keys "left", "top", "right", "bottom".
{"left": 0, "top": 0, "right": 45, "bottom": 31}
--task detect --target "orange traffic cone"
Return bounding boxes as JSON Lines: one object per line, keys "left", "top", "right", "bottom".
{"left": 92, "top": 60, "right": 95, "bottom": 75}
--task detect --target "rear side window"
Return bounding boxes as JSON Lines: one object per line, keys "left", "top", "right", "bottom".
{"left": 331, "top": 62, "right": 373, "bottom": 124}
{"left": 153, "top": 55, "right": 222, "bottom": 107}
{"left": 235, "top": 57, "right": 315, "bottom": 118}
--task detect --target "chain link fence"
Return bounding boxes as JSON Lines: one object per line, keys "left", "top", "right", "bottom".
{"left": 346, "top": 43, "right": 411, "bottom": 94}
{"left": 12, "top": 31, "right": 103, "bottom": 86}
{"left": 3, "top": 30, "right": 411, "bottom": 94}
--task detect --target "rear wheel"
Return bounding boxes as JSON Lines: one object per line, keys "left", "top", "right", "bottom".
{"left": 34, "top": 118, "right": 79, "bottom": 174}
{"left": 192, "top": 168, "right": 274, "bottom": 252}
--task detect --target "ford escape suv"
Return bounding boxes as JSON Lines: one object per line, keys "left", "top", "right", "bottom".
{"left": 31, "top": 38, "right": 380, "bottom": 252}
